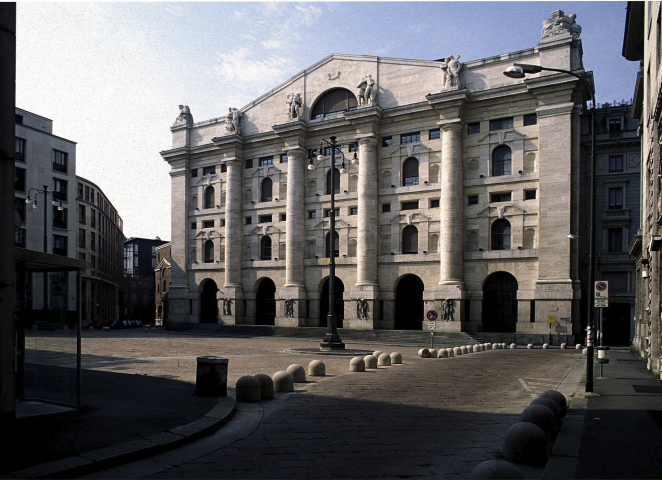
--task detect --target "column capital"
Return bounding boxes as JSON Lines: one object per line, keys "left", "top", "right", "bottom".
{"left": 282, "top": 146, "right": 307, "bottom": 159}
{"left": 357, "top": 134, "right": 379, "bottom": 146}
{"left": 438, "top": 120, "right": 464, "bottom": 132}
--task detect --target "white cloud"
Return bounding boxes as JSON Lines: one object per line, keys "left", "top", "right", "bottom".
{"left": 294, "top": 4, "right": 323, "bottom": 26}
{"left": 165, "top": 5, "right": 188, "bottom": 17}
{"left": 262, "top": 38, "right": 286, "bottom": 50}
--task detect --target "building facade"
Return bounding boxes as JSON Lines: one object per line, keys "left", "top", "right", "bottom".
{"left": 75, "top": 176, "right": 125, "bottom": 326}
{"left": 14, "top": 108, "right": 78, "bottom": 314}
{"left": 162, "top": 11, "right": 592, "bottom": 343}
{"left": 623, "top": 1, "right": 662, "bottom": 377}
{"left": 123, "top": 237, "right": 168, "bottom": 323}
{"left": 155, "top": 243, "right": 171, "bottom": 325}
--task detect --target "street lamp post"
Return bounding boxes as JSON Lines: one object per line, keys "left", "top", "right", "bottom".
{"left": 504, "top": 63, "right": 596, "bottom": 392}
{"left": 309, "top": 136, "right": 357, "bottom": 350}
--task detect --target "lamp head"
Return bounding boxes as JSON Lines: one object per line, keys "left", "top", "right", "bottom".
{"left": 503, "top": 63, "right": 543, "bottom": 79}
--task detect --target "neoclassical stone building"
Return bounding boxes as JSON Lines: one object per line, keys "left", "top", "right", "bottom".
{"left": 162, "top": 11, "right": 591, "bottom": 343}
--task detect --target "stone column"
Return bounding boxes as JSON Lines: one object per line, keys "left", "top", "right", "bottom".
{"left": 350, "top": 135, "right": 379, "bottom": 329}
{"left": 278, "top": 147, "right": 307, "bottom": 326}
{"left": 222, "top": 158, "right": 243, "bottom": 323}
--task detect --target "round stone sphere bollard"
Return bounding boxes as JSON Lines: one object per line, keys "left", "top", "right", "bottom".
{"left": 453, "top": 347, "right": 462, "bottom": 356}
{"left": 576, "top": 344, "right": 582, "bottom": 350}
{"left": 486, "top": 343, "right": 492, "bottom": 350}
{"left": 350, "top": 357, "right": 365, "bottom": 372}
{"left": 510, "top": 343, "right": 516, "bottom": 349}
{"left": 461, "top": 346, "right": 469, "bottom": 355}
{"left": 286, "top": 364, "right": 306, "bottom": 383}
{"left": 373, "top": 350, "right": 383, "bottom": 358}
{"left": 540, "top": 390, "right": 568, "bottom": 417}
{"left": 530, "top": 397, "right": 562, "bottom": 420}
{"left": 543, "top": 343, "right": 550, "bottom": 349}
{"left": 390, "top": 352, "right": 403, "bottom": 364}
{"left": 520, "top": 404, "right": 558, "bottom": 434}
{"left": 377, "top": 353, "right": 391, "bottom": 366}
{"left": 482, "top": 344, "right": 487, "bottom": 351}
{"left": 501, "top": 343, "right": 507, "bottom": 349}
{"left": 473, "top": 344, "right": 481, "bottom": 353}
{"left": 560, "top": 343, "right": 567, "bottom": 349}
{"left": 253, "top": 373, "right": 274, "bottom": 400}
{"left": 272, "top": 371, "right": 294, "bottom": 393}
{"left": 527, "top": 344, "right": 534, "bottom": 349}
{"left": 503, "top": 421, "right": 548, "bottom": 466}
{"left": 308, "top": 360, "right": 325, "bottom": 377}
{"left": 582, "top": 348, "right": 588, "bottom": 355}
{"left": 438, "top": 349, "right": 448, "bottom": 358}
{"left": 492, "top": 343, "right": 499, "bottom": 350}
{"left": 364, "top": 354, "right": 378, "bottom": 368}
{"left": 428, "top": 348, "right": 437, "bottom": 358}
{"left": 418, "top": 348, "right": 431, "bottom": 358}
{"left": 447, "top": 348, "right": 454, "bottom": 357}
{"left": 468, "top": 460, "right": 525, "bottom": 479}
{"left": 236, "top": 376, "right": 261, "bottom": 403}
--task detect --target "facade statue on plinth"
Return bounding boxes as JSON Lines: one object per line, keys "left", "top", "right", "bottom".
{"left": 541, "top": 10, "right": 581, "bottom": 41}
{"left": 226, "top": 107, "right": 242, "bottom": 135}
{"left": 284, "top": 299, "right": 296, "bottom": 318}
{"left": 174, "top": 105, "right": 193, "bottom": 125}
{"left": 440, "top": 55, "right": 462, "bottom": 91}
{"left": 441, "top": 299, "right": 455, "bottom": 321}
{"left": 357, "top": 75, "right": 377, "bottom": 107}
{"left": 286, "top": 93, "right": 302, "bottom": 120}
{"left": 357, "top": 76, "right": 367, "bottom": 106}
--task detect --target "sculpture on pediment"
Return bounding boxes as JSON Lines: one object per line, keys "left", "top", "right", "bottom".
{"left": 226, "top": 107, "right": 242, "bottom": 135}
{"left": 541, "top": 10, "right": 581, "bottom": 41}
{"left": 357, "top": 76, "right": 368, "bottom": 106}
{"left": 286, "top": 93, "right": 302, "bottom": 120}
{"left": 365, "top": 75, "right": 376, "bottom": 106}
{"left": 440, "top": 55, "right": 462, "bottom": 91}
{"left": 174, "top": 105, "right": 193, "bottom": 125}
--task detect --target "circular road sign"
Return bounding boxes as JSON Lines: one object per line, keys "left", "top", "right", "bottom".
{"left": 596, "top": 282, "right": 607, "bottom": 291}
{"left": 426, "top": 310, "right": 438, "bottom": 321}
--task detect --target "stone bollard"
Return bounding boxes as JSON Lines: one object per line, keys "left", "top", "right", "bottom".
{"left": 473, "top": 344, "right": 481, "bottom": 353}
{"left": 273, "top": 371, "right": 294, "bottom": 392}
{"left": 254, "top": 373, "right": 274, "bottom": 400}
{"left": 482, "top": 344, "right": 487, "bottom": 351}
{"left": 102, "top": 326, "right": 110, "bottom": 331}
{"left": 453, "top": 347, "right": 462, "bottom": 356}
{"left": 530, "top": 397, "right": 562, "bottom": 420}
{"left": 350, "top": 357, "right": 365, "bottom": 372}
{"left": 377, "top": 353, "right": 391, "bottom": 366}
{"left": 373, "top": 350, "right": 383, "bottom": 358}
{"left": 364, "top": 354, "right": 378, "bottom": 368}
{"left": 576, "top": 344, "right": 582, "bottom": 350}
{"left": 510, "top": 343, "right": 516, "bottom": 349}
{"left": 582, "top": 348, "right": 588, "bottom": 355}
{"left": 429, "top": 349, "right": 437, "bottom": 358}
{"left": 520, "top": 404, "right": 558, "bottom": 435}
{"left": 287, "top": 364, "right": 306, "bottom": 383}
{"left": 308, "top": 360, "right": 325, "bottom": 377}
{"left": 438, "top": 349, "right": 448, "bottom": 358}
{"left": 468, "top": 460, "right": 525, "bottom": 479}
{"left": 461, "top": 346, "right": 469, "bottom": 355}
{"left": 486, "top": 343, "right": 492, "bottom": 350}
{"left": 560, "top": 343, "right": 567, "bottom": 349}
{"left": 527, "top": 344, "right": 533, "bottom": 349}
{"left": 236, "top": 376, "right": 261, "bottom": 403}
{"left": 466, "top": 345, "right": 473, "bottom": 353}
{"left": 447, "top": 348, "right": 454, "bottom": 358}
{"left": 540, "top": 390, "right": 568, "bottom": 417}
{"left": 501, "top": 343, "right": 507, "bottom": 349}
{"left": 418, "top": 348, "right": 431, "bottom": 358}
{"left": 390, "top": 352, "right": 403, "bottom": 364}
{"left": 543, "top": 343, "right": 549, "bottom": 349}
{"left": 503, "top": 421, "right": 548, "bottom": 466}
{"left": 492, "top": 343, "right": 499, "bottom": 350}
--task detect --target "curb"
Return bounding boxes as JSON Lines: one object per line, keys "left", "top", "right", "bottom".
{"left": 10, "top": 396, "right": 236, "bottom": 479}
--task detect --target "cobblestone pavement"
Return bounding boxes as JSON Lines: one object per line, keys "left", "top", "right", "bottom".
{"left": 67, "top": 329, "right": 584, "bottom": 480}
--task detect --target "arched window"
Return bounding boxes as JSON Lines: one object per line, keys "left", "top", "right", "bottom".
{"left": 326, "top": 168, "right": 340, "bottom": 195}
{"left": 326, "top": 231, "right": 339, "bottom": 258}
{"left": 204, "top": 240, "right": 214, "bottom": 263}
{"left": 261, "top": 178, "right": 273, "bottom": 202}
{"left": 402, "top": 225, "right": 418, "bottom": 254}
{"left": 261, "top": 236, "right": 272, "bottom": 260}
{"left": 204, "top": 186, "right": 215, "bottom": 209}
{"left": 311, "top": 88, "right": 358, "bottom": 120}
{"left": 491, "top": 219, "right": 511, "bottom": 250}
{"left": 492, "top": 146, "right": 512, "bottom": 177}
{"left": 403, "top": 158, "right": 419, "bottom": 186}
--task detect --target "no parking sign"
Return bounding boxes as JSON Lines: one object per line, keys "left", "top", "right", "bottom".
{"left": 426, "top": 310, "right": 438, "bottom": 321}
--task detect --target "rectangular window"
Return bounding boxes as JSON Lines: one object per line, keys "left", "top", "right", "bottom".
{"left": 524, "top": 189, "right": 537, "bottom": 200}
{"left": 259, "top": 215, "right": 272, "bottom": 223}
{"left": 609, "top": 155, "right": 624, "bottom": 172}
{"left": 15, "top": 197, "right": 25, "bottom": 222}
{"left": 79, "top": 229, "right": 85, "bottom": 248}
{"left": 220, "top": 164, "right": 227, "bottom": 173}
{"left": 15, "top": 228, "right": 26, "bottom": 248}
{"left": 608, "top": 228, "right": 623, "bottom": 252}
{"left": 467, "top": 122, "right": 480, "bottom": 134}
{"left": 490, "top": 192, "right": 512, "bottom": 203}
{"left": 400, "top": 132, "right": 421, "bottom": 144}
{"left": 489, "top": 117, "right": 513, "bottom": 131}
{"left": 79, "top": 205, "right": 86, "bottom": 224}
{"left": 15, "top": 167, "right": 26, "bottom": 192}
{"left": 608, "top": 118, "right": 622, "bottom": 132}
{"left": 608, "top": 187, "right": 624, "bottom": 209}
{"left": 430, "top": 199, "right": 440, "bottom": 208}
{"left": 381, "top": 136, "right": 393, "bottom": 147}
{"left": 308, "top": 210, "right": 316, "bottom": 219}
{"left": 53, "top": 234, "right": 67, "bottom": 256}
{"left": 245, "top": 216, "right": 252, "bottom": 225}
{"left": 53, "top": 177, "right": 67, "bottom": 201}
{"left": 15, "top": 137, "right": 25, "bottom": 162}
{"left": 280, "top": 213, "right": 287, "bottom": 221}
{"left": 90, "top": 209, "right": 96, "bottom": 228}
{"left": 280, "top": 154, "right": 288, "bottom": 163}
{"left": 191, "top": 168, "right": 198, "bottom": 178}
{"left": 348, "top": 144, "right": 358, "bottom": 153}
{"left": 429, "top": 129, "right": 441, "bottom": 140}
{"left": 190, "top": 222, "right": 196, "bottom": 230}
{"left": 468, "top": 195, "right": 479, "bottom": 205}
{"left": 53, "top": 149, "right": 68, "bottom": 173}
{"left": 382, "top": 203, "right": 391, "bottom": 213}
{"left": 91, "top": 255, "right": 96, "bottom": 271}
{"left": 259, "top": 156, "right": 274, "bottom": 167}
{"left": 77, "top": 183, "right": 83, "bottom": 199}
{"left": 15, "top": 114, "right": 23, "bottom": 124}
{"left": 324, "top": 208, "right": 340, "bottom": 218}
{"left": 523, "top": 113, "right": 538, "bottom": 126}
{"left": 245, "top": 159, "right": 253, "bottom": 168}
{"left": 401, "top": 201, "right": 419, "bottom": 211}
{"left": 85, "top": 185, "right": 89, "bottom": 202}
{"left": 202, "top": 220, "right": 214, "bottom": 228}
{"left": 79, "top": 252, "right": 85, "bottom": 261}
{"left": 90, "top": 232, "right": 96, "bottom": 251}
{"left": 90, "top": 188, "right": 94, "bottom": 203}
{"left": 52, "top": 206, "right": 67, "bottom": 229}
{"left": 221, "top": 219, "right": 226, "bottom": 227}
{"left": 202, "top": 165, "right": 215, "bottom": 175}
{"left": 349, "top": 206, "right": 358, "bottom": 215}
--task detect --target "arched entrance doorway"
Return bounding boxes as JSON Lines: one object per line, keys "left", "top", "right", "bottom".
{"left": 255, "top": 278, "right": 276, "bottom": 326}
{"left": 200, "top": 279, "right": 218, "bottom": 323}
{"left": 482, "top": 272, "right": 518, "bottom": 332}
{"left": 320, "top": 277, "right": 344, "bottom": 328}
{"left": 395, "top": 274, "right": 424, "bottom": 330}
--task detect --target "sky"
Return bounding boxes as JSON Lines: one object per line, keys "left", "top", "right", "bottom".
{"left": 15, "top": 1, "right": 639, "bottom": 240}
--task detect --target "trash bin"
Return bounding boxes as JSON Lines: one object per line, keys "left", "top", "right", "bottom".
{"left": 596, "top": 346, "right": 610, "bottom": 364}
{"left": 196, "top": 356, "right": 228, "bottom": 396}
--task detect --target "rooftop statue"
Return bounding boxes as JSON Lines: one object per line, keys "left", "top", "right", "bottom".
{"left": 541, "top": 10, "right": 581, "bottom": 41}
{"left": 174, "top": 105, "right": 193, "bottom": 125}
{"left": 440, "top": 55, "right": 462, "bottom": 91}
{"left": 226, "top": 107, "right": 242, "bottom": 135}
{"left": 286, "top": 93, "right": 302, "bottom": 120}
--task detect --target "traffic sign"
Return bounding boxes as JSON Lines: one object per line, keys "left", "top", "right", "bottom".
{"left": 426, "top": 310, "right": 438, "bottom": 321}
{"left": 594, "top": 298, "right": 609, "bottom": 308}
{"left": 594, "top": 281, "right": 609, "bottom": 298}
{"left": 428, "top": 321, "right": 436, "bottom": 331}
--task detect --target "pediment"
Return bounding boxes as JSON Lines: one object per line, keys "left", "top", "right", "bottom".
{"left": 193, "top": 173, "right": 217, "bottom": 186}
{"left": 196, "top": 228, "right": 224, "bottom": 239}
{"left": 250, "top": 166, "right": 283, "bottom": 179}
{"left": 477, "top": 129, "right": 527, "bottom": 145}
{"left": 476, "top": 204, "right": 527, "bottom": 218}
{"left": 314, "top": 218, "right": 351, "bottom": 229}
